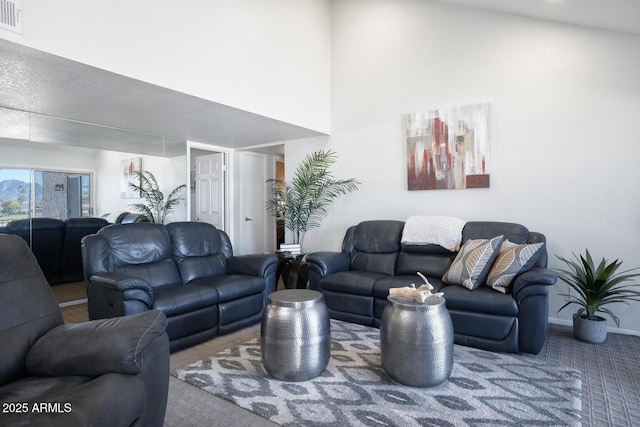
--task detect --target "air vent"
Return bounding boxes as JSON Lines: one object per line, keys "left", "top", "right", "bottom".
{"left": 0, "top": 0, "right": 22, "bottom": 34}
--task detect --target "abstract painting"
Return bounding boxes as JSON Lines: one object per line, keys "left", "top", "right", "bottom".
{"left": 406, "top": 102, "right": 490, "bottom": 190}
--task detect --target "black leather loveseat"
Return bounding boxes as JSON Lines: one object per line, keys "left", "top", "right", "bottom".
{"left": 0, "top": 234, "right": 170, "bottom": 427}
{"left": 0, "top": 217, "right": 109, "bottom": 284}
{"left": 82, "top": 221, "right": 278, "bottom": 352}
{"left": 307, "top": 220, "right": 557, "bottom": 354}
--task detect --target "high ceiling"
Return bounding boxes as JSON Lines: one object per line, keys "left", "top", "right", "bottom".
{"left": 1, "top": 0, "right": 637, "bottom": 157}
{"left": 0, "top": 38, "right": 324, "bottom": 157}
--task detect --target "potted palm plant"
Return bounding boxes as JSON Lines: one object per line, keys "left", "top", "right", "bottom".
{"left": 266, "top": 149, "right": 360, "bottom": 249}
{"left": 556, "top": 249, "right": 640, "bottom": 343}
{"left": 128, "top": 170, "right": 186, "bottom": 224}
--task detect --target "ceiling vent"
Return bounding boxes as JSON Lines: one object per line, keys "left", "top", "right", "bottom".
{"left": 0, "top": 0, "right": 22, "bottom": 34}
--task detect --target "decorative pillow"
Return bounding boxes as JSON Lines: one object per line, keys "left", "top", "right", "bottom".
{"left": 442, "top": 235, "right": 504, "bottom": 290}
{"left": 486, "top": 240, "right": 544, "bottom": 293}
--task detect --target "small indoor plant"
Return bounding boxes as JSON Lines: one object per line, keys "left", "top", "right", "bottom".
{"left": 556, "top": 249, "right": 640, "bottom": 343}
{"left": 265, "top": 149, "right": 360, "bottom": 248}
{"left": 128, "top": 170, "right": 186, "bottom": 224}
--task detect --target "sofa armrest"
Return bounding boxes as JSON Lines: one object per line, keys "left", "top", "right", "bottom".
{"left": 306, "top": 251, "right": 351, "bottom": 276}
{"left": 89, "top": 272, "right": 154, "bottom": 306}
{"left": 227, "top": 254, "right": 277, "bottom": 277}
{"left": 90, "top": 272, "right": 153, "bottom": 292}
{"left": 26, "top": 310, "right": 168, "bottom": 377}
{"left": 511, "top": 267, "right": 557, "bottom": 298}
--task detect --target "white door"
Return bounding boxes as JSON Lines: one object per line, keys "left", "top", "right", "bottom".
{"left": 237, "top": 152, "right": 270, "bottom": 255}
{"left": 195, "top": 153, "right": 224, "bottom": 229}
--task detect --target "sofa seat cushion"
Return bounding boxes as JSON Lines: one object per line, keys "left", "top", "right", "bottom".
{"left": 322, "top": 271, "right": 387, "bottom": 295}
{"left": 193, "top": 275, "right": 265, "bottom": 303}
{"left": 442, "top": 285, "right": 518, "bottom": 317}
{"left": 372, "top": 275, "right": 447, "bottom": 299}
{"left": 152, "top": 284, "right": 219, "bottom": 317}
{"left": 0, "top": 374, "right": 144, "bottom": 427}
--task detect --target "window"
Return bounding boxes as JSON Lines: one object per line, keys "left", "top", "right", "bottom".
{"left": 0, "top": 168, "right": 93, "bottom": 225}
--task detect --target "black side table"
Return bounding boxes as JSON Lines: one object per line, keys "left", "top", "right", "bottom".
{"left": 275, "top": 252, "right": 309, "bottom": 289}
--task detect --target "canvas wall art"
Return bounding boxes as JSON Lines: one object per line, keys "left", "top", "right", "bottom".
{"left": 120, "top": 157, "right": 142, "bottom": 199}
{"left": 406, "top": 102, "right": 490, "bottom": 191}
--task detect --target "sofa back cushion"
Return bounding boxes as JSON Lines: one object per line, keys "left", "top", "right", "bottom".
{"left": 1, "top": 217, "right": 65, "bottom": 284}
{"left": 396, "top": 245, "right": 456, "bottom": 277}
{"left": 462, "top": 222, "right": 528, "bottom": 244}
{"left": 96, "top": 223, "right": 182, "bottom": 288}
{"left": 167, "top": 222, "right": 228, "bottom": 283}
{"left": 348, "top": 221, "right": 404, "bottom": 275}
{"left": 462, "top": 221, "right": 548, "bottom": 268}
{"left": 60, "top": 217, "right": 109, "bottom": 283}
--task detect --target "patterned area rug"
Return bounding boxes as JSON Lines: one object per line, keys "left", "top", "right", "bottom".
{"left": 174, "top": 320, "right": 582, "bottom": 426}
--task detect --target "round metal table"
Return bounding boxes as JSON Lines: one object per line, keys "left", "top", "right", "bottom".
{"left": 260, "top": 289, "right": 330, "bottom": 381}
{"left": 380, "top": 296, "right": 453, "bottom": 387}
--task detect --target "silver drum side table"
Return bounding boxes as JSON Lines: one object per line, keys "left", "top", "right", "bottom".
{"left": 261, "top": 289, "right": 330, "bottom": 381}
{"left": 380, "top": 296, "right": 453, "bottom": 387}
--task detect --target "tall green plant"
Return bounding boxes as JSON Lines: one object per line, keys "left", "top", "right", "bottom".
{"left": 556, "top": 249, "right": 640, "bottom": 327}
{"left": 266, "top": 150, "right": 360, "bottom": 247}
{"left": 128, "top": 170, "right": 186, "bottom": 224}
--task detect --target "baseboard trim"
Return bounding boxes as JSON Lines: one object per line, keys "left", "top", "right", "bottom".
{"left": 548, "top": 316, "right": 640, "bottom": 337}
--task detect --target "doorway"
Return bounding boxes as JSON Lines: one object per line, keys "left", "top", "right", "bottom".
{"left": 188, "top": 145, "right": 227, "bottom": 231}
{"left": 234, "top": 147, "right": 284, "bottom": 255}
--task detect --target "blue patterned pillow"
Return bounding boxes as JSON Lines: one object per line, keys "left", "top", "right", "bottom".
{"left": 486, "top": 240, "right": 544, "bottom": 293}
{"left": 442, "top": 235, "right": 504, "bottom": 290}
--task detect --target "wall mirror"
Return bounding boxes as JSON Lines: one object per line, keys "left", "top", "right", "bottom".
{"left": 0, "top": 105, "right": 187, "bottom": 226}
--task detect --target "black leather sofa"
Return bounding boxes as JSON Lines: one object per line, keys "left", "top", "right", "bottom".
{"left": 0, "top": 217, "right": 109, "bottom": 284}
{"left": 82, "top": 221, "right": 278, "bottom": 352}
{"left": 0, "top": 234, "right": 170, "bottom": 427}
{"left": 115, "top": 212, "right": 151, "bottom": 224}
{"left": 307, "top": 220, "right": 557, "bottom": 354}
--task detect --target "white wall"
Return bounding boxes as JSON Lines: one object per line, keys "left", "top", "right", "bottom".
{"left": 3, "top": 0, "right": 331, "bottom": 133}
{"left": 288, "top": 0, "right": 640, "bottom": 334}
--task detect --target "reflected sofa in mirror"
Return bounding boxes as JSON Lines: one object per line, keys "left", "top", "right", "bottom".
{"left": 0, "top": 107, "right": 188, "bottom": 298}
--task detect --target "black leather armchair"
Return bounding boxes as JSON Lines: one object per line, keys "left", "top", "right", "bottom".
{"left": 0, "top": 234, "right": 170, "bottom": 427}
{"left": 82, "top": 221, "right": 277, "bottom": 352}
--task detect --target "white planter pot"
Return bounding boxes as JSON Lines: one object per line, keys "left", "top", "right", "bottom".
{"left": 573, "top": 314, "right": 607, "bottom": 344}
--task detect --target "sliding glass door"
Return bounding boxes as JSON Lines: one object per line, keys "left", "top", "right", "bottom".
{"left": 0, "top": 168, "right": 92, "bottom": 224}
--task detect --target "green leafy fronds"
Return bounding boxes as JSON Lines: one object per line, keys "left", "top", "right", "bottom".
{"left": 556, "top": 249, "right": 640, "bottom": 326}
{"left": 266, "top": 150, "right": 360, "bottom": 247}
{"left": 128, "top": 170, "right": 186, "bottom": 223}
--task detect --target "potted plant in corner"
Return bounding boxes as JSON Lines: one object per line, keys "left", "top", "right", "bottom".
{"left": 556, "top": 249, "right": 640, "bottom": 343}
{"left": 128, "top": 170, "right": 186, "bottom": 224}
{"left": 265, "top": 149, "right": 360, "bottom": 250}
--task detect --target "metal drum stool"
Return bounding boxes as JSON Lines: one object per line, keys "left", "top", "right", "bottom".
{"left": 261, "top": 289, "right": 330, "bottom": 381}
{"left": 380, "top": 296, "right": 453, "bottom": 387}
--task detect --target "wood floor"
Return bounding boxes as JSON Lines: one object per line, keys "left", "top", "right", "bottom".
{"left": 51, "top": 281, "right": 86, "bottom": 304}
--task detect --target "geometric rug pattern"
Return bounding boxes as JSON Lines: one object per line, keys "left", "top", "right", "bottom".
{"left": 175, "top": 320, "right": 582, "bottom": 426}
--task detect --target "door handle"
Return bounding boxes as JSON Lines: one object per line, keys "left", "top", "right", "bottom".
{"left": 245, "top": 217, "right": 252, "bottom": 221}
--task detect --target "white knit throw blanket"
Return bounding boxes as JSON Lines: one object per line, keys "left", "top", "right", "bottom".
{"left": 401, "top": 215, "right": 466, "bottom": 251}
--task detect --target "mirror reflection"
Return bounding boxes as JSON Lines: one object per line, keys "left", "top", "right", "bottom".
{"left": 0, "top": 106, "right": 188, "bottom": 301}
